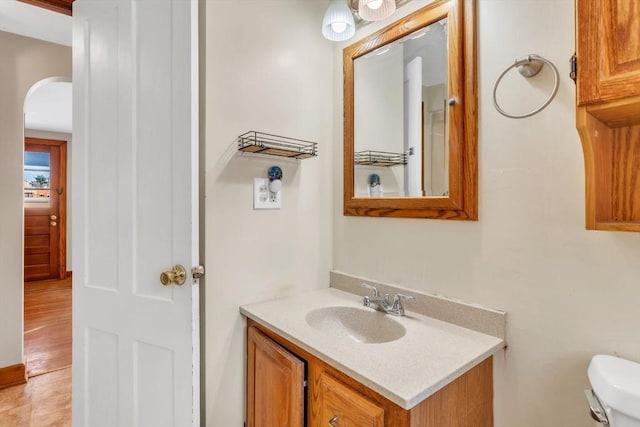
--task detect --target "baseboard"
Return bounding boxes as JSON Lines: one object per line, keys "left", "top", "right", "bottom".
{"left": 0, "top": 363, "right": 27, "bottom": 390}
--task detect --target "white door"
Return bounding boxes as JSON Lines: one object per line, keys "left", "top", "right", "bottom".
{"left": 405, "top": 56, "right": 423, "bottom": 197}
{"left": 72, "top": 1, "right": 200, "bottom": 426}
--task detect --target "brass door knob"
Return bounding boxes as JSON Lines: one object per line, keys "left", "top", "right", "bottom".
{"left": 160, "top": 265, "right": 187, "bottom": 286}
{"left": 50, "top": 221, "right": 57, "bottom": 226}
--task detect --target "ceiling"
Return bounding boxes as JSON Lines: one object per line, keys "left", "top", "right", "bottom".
{"left": 0, "top": 0, "right": 71, "bottom": 46}
{"left": 24, "top": 81, "right": 72, "bottom": 134}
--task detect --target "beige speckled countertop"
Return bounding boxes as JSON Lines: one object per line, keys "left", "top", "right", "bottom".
{"left": 240, "top": 288, "right": 504, "bottom": 409}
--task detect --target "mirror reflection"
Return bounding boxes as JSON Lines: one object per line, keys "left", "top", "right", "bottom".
{"left": 353, "top": 17, "right": 448, "bottom": 198}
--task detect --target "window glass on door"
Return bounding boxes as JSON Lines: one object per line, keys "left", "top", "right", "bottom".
{"left": 24, "top": 151, "right": 51, "bottom": 206}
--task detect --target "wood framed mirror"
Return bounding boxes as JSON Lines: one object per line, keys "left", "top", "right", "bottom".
{"left": 343, "top": 0, "right": 477, "bottom": 219}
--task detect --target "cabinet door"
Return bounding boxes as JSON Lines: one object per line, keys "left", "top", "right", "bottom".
{"left": 247, "top": 326, "right": 305, "bottom": 427}
{"left": 577, "top": 0, "right": 640, "bottom": 105}
{"left": 314, "top": 372, "right": 384, "bottom": 427}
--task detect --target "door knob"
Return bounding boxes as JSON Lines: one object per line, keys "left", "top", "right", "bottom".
{"left": 50, "top": 215, "right": 57, "bottom": 220}
{"left": 160, "top": 265, "right": 187, "bottom": 286}
{"left": 329, "top": 415, "right": 338, "bottom": 426}
{"left": 50, "top": 221, "right": 57, "bottom": 226}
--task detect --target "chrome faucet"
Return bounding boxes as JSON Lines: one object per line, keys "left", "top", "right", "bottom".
{"left": 361, "top": 283, "right": 415, "bottom": 316}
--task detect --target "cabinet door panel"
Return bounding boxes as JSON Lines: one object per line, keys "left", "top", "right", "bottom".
{"left": 315, "top": 372, "right": 384, "bottom": 427}
{"left": 577, "top": 0, "right": 640, "bottom": 104}
{"left": 247, "top": 326, "right": 305, "bottom": 427}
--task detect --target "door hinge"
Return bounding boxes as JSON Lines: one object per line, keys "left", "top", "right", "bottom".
{"left": 570, "top": 53, "right": 577, "bottom": 84}
{"left": 191, "top": 265, "right": 205, "bottom": 281}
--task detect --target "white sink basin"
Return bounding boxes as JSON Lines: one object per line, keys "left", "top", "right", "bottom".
{"left": 305, "top": 306, "right": 406, "bottom": 344}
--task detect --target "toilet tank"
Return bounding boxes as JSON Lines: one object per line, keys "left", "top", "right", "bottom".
{"left": 588, "top": 355, "right": 640, "bottom": 424}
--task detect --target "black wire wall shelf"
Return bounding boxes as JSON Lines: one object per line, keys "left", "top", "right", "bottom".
{"left": 354, "top": 150, "right": 407, "bottom": 167}
{"left": 237, "top": 131, "right": 318, "bottom": 160}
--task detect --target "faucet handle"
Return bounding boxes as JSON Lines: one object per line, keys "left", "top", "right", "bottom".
{"left": 392, "top": 293, "right": 415, "bottom": 313}
{"left": 361, "top": 283, "right": 379, "bottom": 297}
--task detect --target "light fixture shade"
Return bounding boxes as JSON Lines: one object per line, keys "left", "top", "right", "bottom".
{"left": 358, "top": 0, "right": 396, "bottom": 21}
{"left": 322, "top": 0, "right": 356, "bottom": 42}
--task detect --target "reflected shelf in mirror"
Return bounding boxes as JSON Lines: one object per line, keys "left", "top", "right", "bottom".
{"left": 354, "top": 150, "right": 407, "bottom": 167}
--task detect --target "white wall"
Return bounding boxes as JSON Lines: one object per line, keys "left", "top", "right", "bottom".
{"left": 333, "top": 1, "right": 640, "bottom": 426}
{"left": 354, "top": 45, "right": 404, "bottom": 154}
{"left": 0, "top": 31, "right": 71, "bottom": 369}
{"left": 203, "top": 1, "right": 333, "bottom": 425}
{"left": 405, "top": 56, "right": 423, "bottom": 196}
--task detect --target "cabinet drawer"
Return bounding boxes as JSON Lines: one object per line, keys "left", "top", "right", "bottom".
{"left": 315, "top": 372, "right": 384, "bottom": 427}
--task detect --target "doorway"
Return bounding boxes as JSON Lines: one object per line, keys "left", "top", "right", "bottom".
{"left": 15, "top": 77, "right": 73, "bottom": 424}
{"left": 23, "top": 137, "right": 67, "bottom": 282}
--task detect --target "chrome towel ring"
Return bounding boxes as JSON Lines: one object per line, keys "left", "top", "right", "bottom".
{"left": 492, "top": 54, "right": 559, "bottom": 119}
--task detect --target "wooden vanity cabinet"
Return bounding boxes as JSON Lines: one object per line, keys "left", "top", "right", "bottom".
{"left": 247, "top": 326, "right": 305, "bottom": 427}
{"left": 246, "top": 320, "right": 493, "bottom": 427}
{"left": 575, "top": 0, "right": 640, "bottom": 231}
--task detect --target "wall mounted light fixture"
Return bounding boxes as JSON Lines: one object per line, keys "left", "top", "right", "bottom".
{"left": 358, "top": 0, "right": 396, "bottom": 21}
{"left": 321, "top": 0, "right": 356, "bottom": 41}
{"left": 322, "top": 0, "right": 411, "bottom": 42}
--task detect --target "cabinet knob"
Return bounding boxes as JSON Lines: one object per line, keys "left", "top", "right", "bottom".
{"left": 329, "top": 415, "right": 338, "bottom": 426}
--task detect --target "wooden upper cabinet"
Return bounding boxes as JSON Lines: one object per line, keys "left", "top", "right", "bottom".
{"left": 247, "top": 326, "right": 305, "bottom": 427}
{"left": 575, "top": 0, "right": 640, "bottom": 231}
{"left": 312, "top": 372, "right": 384, "bottom": 427}
{"left": 576, "top": 0, "right": 640, "bottom": 106}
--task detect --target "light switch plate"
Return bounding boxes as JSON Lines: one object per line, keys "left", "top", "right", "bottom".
{"left": 254, "top": 178, "right": 281, "bottom": 209}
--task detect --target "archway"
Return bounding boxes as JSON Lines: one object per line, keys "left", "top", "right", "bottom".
{"left": 22, "top": 76, "right": 73, "bottom": 378}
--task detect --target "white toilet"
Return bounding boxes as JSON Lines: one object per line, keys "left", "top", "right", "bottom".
{"left": 586, "top": 355, "right": 640, "bottom": 426}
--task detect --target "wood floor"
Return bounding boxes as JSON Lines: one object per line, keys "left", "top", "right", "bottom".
{"left": 0, "top": 277, "right": 72, "bottom": 426}
{"left": 24, "top": 278, "right": 72, "bottom": 377}
{"left": 0, "top": 368, "right": 71, "bottom": 426}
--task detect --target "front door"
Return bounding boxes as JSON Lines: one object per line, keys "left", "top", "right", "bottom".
{"left": 23, "top": 138, "right": 67, "bottom": 282}
{"left": 72, "top": 0, "right": 200, "bottom": 426}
